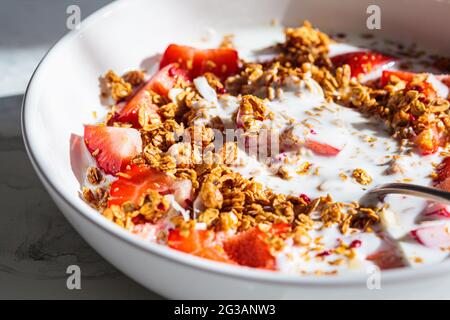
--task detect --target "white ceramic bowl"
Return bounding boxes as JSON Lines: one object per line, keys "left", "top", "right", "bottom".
{"left": 22, "top": 0, "right": 450, "bottom": 299}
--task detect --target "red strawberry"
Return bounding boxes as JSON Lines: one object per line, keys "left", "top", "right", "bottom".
{"left": 366, "top": 233, "right": 405, "bottom": 270}
{"left": 434, "top": 157, "right": 450, "bottom": 191}
{"left": 411, "top": 224, "right": 450, "bottom": 249}
{"left": 437, "top": 75, "right": 450, "bottom": 89}
{"left": 192, "top": 48, "right": 239, "bottom": 79}
{"left": 160, "top": 44, "right": 239, "bottom": 79}
{"left": 436, "top": 74, "right": 450, "bottom": 100}
{"left": 131, "top": 222, "right": 162, "bottom": 241}
{"left": 160, "top": 45, "right": 196, "bottom": 72}
{"left": 223, "top": 223, "right": 290, "bottom": 269}
{"left": 108, "top": 164, "right": 174, "bottom": 207}
{"left": 331, "top": 51, "right": 395, "bottom": 78}
{"left": 381, "top": 70, "right": 437, "bottom": 99}
{"left": 150, "top": 63, "right": 190, "bottom": 97}
{"left": 172, "top": 179, "right": 193, "bottom": 208}
{"left": 304, "top": 139, "right": 342, "bottom": 156}
{"left": 114, "top": 63, "right": 189, "bottom": 128}
{"left": 366, "top": 249, "right": 405, "bottom": 270}
{"left": 168, "top": 229, "right": 233, "bottom": 263}
{"left": 415, "top": 125, "right": 441, "bottom": 155}
{"left": 380, "top": 70, "right": 414, "bottom": 87}
{"left": 422, "top": 202, "right": 450, "bottom": 218}
{"left": 84, "top": 125, "right": 142, "bottom": 175}
{"left": 115, "top": 90, "right": 160, "bottom": 128}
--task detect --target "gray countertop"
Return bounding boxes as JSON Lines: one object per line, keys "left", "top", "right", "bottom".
{"left": 0, "top": 0, "right": 161, "bottom": 299}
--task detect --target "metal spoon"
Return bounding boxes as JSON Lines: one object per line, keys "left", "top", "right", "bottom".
{"left": 361, "top": 182, "right": 450, "bottom": 206}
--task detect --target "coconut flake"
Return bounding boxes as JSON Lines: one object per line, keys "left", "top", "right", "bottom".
{"left": 427, "top": 74, "right": 449, "bottom": 99}
{"left": 166, "top": 195, "right": 190, "bottom": 221}
{"left": 168, "top": 88, "right": 184, "bottom": 103}
{"left": 194, "top": 76, "right": 218, "bottom": 103}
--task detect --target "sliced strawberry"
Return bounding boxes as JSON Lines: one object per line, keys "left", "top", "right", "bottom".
{"left": 437, "top": 75, "right": 450, "bottom": 89}
{"left": 270, "top": 223, "right": 291, "bottom": 235}
{"left": 380, "top": 70, "right": 414, "bottom": 87}
{"left": 434, "top": 74, "right": 450, "bottom": 101}
{"left": 415, "top": 125, "right": 441, "bottom": 155}
{"left": 436, "top": 178, "right": 450, "bottom": 192}
{"left": 108, "top": 165, "right": 173, "bottom": 207}
{"left": 168, "top": 229, "right": 233, "bottom": 263}
{"left": 331, "top": 51, "right": 395, "bottom": 78}
{"left": 411, "top": 224, "right": 450, "bottom": 249}
{"left": 366, "top": 249, "right": 405, "bottom": 270}
{"left": 150, "top": 63, "right": 190, "bottom": 97}
{"left": 131, "top": 222, "right": 162, "bottom": 241}
{"left": 160, "top": 44, "right": 196, "bottom": 72}
{"left": 434, "top": 157, "right": 450, "bottom": 191}
{"left": 172, "top": 179, "right": 193, "bottom": 208}
{"left": 108, "top": 164, "right": 193, "bottom": 208}
{"left": 366, "top": 233, "right": 405, "bottom": 270}
{"left": 116, "top": 90, "right": 160, "bottom": 128}
{"left": 84, "top": 125, "right": 142, "bottom": 175}
{"left": 406, "top": 82, "right": 437, "bottom": 101}
{"left": 160, "top": 44, "right": 239, "bottom": 79}
{"left": 223, "top": 223, "right": 290, "bottom": 269}
{"left": 192, "top": 48, "right": 239, "bottom": 79}
{"left": 422, "top": 202, "right": 450, "bottom": 218}
{"left": 114, "top": 63, "right": 189, "bottom": 127}
{"left": 304, "top": 139, "right": 341, "bottom": 156}
{"left": 381, "top": 70, "right": 437, "bottom": 99}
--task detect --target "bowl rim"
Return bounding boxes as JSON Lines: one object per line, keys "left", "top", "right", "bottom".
{"left": 21, "top": 0, "right": 450, "bottom": 287}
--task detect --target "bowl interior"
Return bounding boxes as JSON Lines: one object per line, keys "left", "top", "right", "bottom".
{"left": 23, "top": 0, "right": 450, "bottom": 282}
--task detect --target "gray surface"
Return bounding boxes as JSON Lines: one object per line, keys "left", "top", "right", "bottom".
{"left": 0, "top": 0, "right": 161, "bottom": 299}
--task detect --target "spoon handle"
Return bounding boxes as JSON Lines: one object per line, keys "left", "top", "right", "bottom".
{"left": 366, "top": 183, "right": 450, "bottom": 205}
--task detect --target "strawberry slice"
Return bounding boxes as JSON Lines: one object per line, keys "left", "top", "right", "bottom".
{"left": 422, "top": 202, "right": 450, "bottom": 218}
{"left": 223, "top": 223, "right": 290, "bottom": 269}
{"left": 150, "top": 63, "right": 190, "bottom": 97}
{"left": 366, "top": 249, "right": 405, "bottom": 270}
{"left": 115, "top": 90, "right": 160, "bottom": 128}
{"left": 108, "top": 164, "right": 174, "bottom": 207}
{"left": 435, "top": 74, "right": 450, "bottom": 100}
{"left": 131, "top": 222, "right": 162, "bottom": 241}
{"left": 108, "top": 164, "right": 193, "bottom": 208}
{"left": 380, "top": 70, "right": 414, "bottom": 87}
{"left": 172, "top": 179, "right": 193, "bottom": 208}
{"left": 84, "top": 125, "right": 142, "bottom": 175}
{"left": 381, "top": 70, "right": 437, "bottom": 99}
{"left": 331, "top": 51, "right": 395, "bottom": 78}
{"left": 304, "top": 139, "right": 342, "bottom": 156}
{"left": 160, "top": 44, "right": 239, "bottom": 79}
{"left": 114, "top": 63, "right": 189, "bottom": 127}
{"left": 434, "top": 157, "right": 450, "bottom": 191}
{"left": 366, "top": 233, "right": 405, "bottom": 270}
{"left": 407, "top": 81, "right": 438, "bottom": 100}
{"left": 168, "top": 229, "right": 233, "bottom": 263}
{"left": 415, "top": 125, "right": 441, "bottom": 155}
{"left": 411, "top": 224, "right": 450, "bottom": 249}
{"left": 160, "top": 44, "right": 196, "bottom": 72}
{"left": 192, "top": 48, "right": 239, "bottom": 79}
{"left": 437, "top": 75, "right": 450, "bottom": 88}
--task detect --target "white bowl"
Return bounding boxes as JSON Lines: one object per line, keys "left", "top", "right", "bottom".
{"left": 22, "top": 0, "right": 450, "bottom": 299}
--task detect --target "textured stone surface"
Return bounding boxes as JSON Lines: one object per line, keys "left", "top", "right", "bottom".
{"left": 0, "top": 0, "right": 161, "bottom": 299}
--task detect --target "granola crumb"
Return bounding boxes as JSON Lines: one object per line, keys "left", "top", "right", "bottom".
{"left": 352, "top": 168, "right": 373, "bottom": 185}
{"left": 277, "top": 166, "right": 291, "bottom": 180}
{"left": 87, "top": 167, "right": 103, "bottom": 185}
{"left": 102, "top": 70, "right": 132, "bottom": 101}
{"left": 219, "top": 34, "right": 235, "bottom": 49}
{"left": 122, "top": 70, "right": 146, "bottom": 86}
